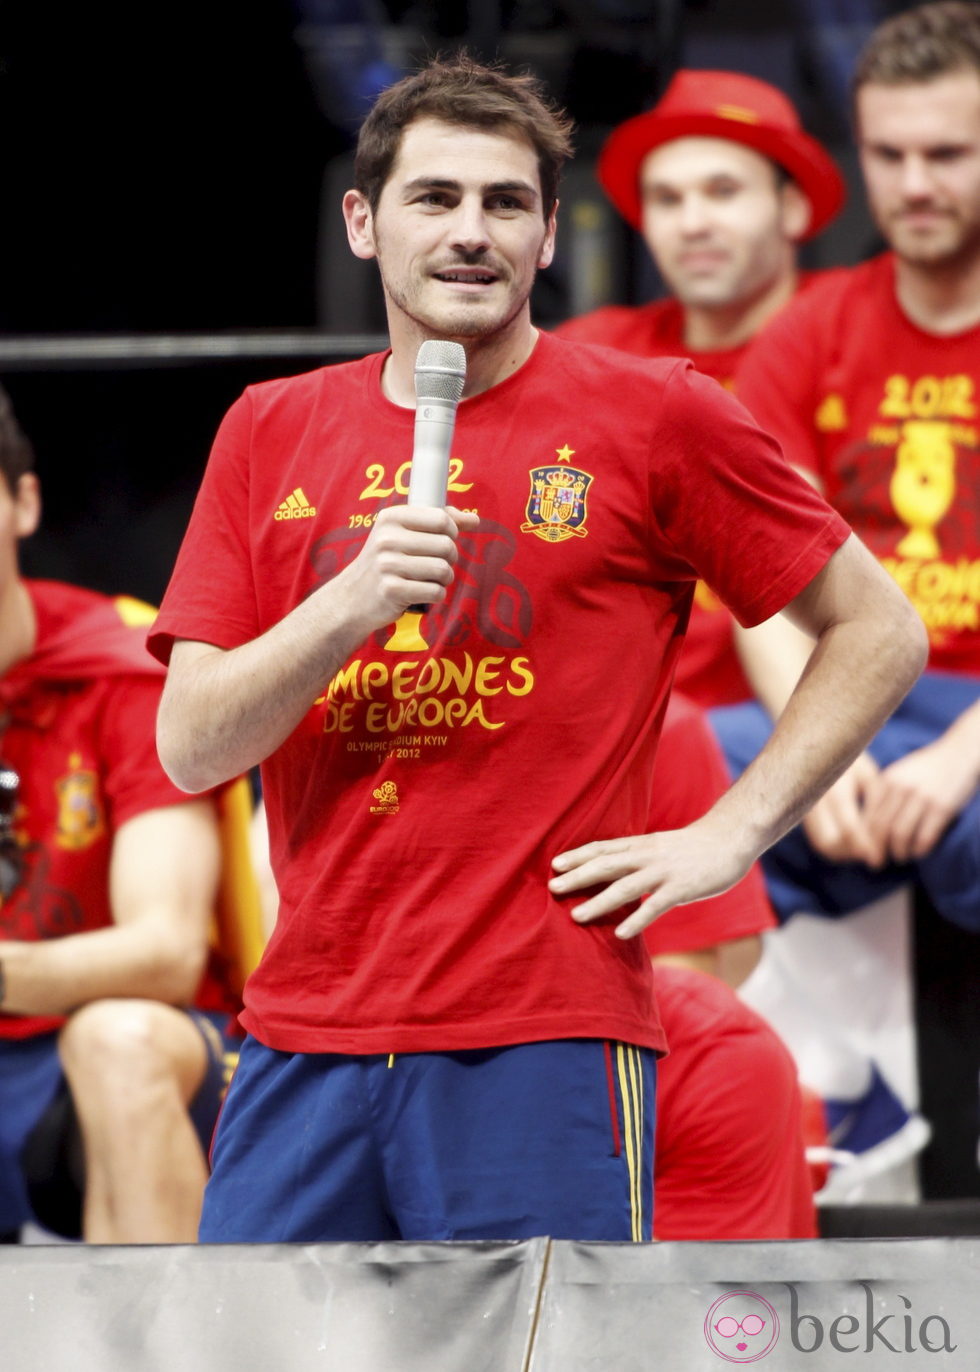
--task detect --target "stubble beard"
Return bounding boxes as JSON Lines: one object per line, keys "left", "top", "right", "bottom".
{"left": 381, "top": 267, "right": 531, "bottom": 343}
{"left": 882, "top": 200, "right": 980, "bottom": 272}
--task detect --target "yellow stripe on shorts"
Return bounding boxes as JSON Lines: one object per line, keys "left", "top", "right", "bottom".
{"left": 615, "top": 1043, "right": 645, "bottom": 1241}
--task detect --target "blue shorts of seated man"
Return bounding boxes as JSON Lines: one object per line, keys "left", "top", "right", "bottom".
{"left": 0, "top": 1010, "right": 238, "bottom": 1240}
{"left": 712, "top": 671, "right": 980, "bottom": 932}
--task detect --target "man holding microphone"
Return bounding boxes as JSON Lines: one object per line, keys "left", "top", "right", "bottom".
{"left": 152, "top": 53, "right": 925, "bottom": 1244}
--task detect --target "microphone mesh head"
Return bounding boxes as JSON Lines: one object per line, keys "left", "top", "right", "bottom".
{"left": 415, "top": 340, "right": 467, "bottom": 405}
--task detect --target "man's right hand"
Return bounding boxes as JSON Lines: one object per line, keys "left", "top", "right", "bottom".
{"left": 338, "top": 505, "right": 480, "bottom": 635}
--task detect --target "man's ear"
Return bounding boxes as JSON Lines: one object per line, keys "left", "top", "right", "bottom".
{"left": 780, "top": 181, "right": 813, "bottom": 243}
{"left": 343, "top": 189, "right": 378, "bottom": 261}
{"left": 539, "top": 200, "right": 558, "bottom": 270}
{"left": 13, "top": 473, "right": 41, "bottom": 539}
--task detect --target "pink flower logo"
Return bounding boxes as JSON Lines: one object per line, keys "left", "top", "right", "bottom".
{"left": 705, "top": 1292, "right": 780, "bottom": 1362}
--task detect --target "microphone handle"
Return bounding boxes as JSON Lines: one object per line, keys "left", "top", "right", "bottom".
{"left": 408, "top": 401, "right": 457, "bottom": 613}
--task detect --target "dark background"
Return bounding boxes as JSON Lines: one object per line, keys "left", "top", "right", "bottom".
{"left": 0, "top": 0, "right": 902, "bottom": 603}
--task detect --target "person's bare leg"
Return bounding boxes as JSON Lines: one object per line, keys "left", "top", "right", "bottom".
{"left": 58, "top": 999, "right": 210, "bottom": 1242}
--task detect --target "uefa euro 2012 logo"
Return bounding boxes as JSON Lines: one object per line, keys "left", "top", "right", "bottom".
{"left": 704, "top": 1285, "right": 957, "bottom": 1361}
{"left": 370, "top": 781, "right": 399, "bottom": 815}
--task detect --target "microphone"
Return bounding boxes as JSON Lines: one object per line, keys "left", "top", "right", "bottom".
{"left": 408, "top": 339, "right": 467, "bottom": 506}
{"left": 407, "top": 340, "right": 466, "bottom": 613}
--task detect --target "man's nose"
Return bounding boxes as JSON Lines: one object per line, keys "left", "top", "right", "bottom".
{"left": 677, "top": 194, "right": 712, "bottom": 234}
{"left": 899, "top": 155, "right": 936, "bottom": 200}
{"left": 450, "top": 199, "right": 492, "bottom": 252}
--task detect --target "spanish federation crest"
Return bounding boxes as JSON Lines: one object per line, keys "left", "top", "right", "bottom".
{"left": 55, "top": 753, "right": 106, "bottom": 851}
{"left": 520, "top": 462, "right": 594, "bottom": 543}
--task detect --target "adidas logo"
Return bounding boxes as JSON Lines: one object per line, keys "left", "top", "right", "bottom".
{"left": 274, "top": 488, "right": 317, "bottom": 521}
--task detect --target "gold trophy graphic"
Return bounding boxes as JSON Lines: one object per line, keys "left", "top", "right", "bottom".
{"left": 890, "top": 419, "right": 956, "bottom": 559}
{"left": 385, "top": 610, "right": 430, "bottom": 653}
{"left": 385, "top": 340, "right": 467, "bottom": 653}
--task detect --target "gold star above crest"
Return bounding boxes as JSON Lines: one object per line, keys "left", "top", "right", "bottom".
{"left": 556, "top": 444, "right": 575, "bottom": 462}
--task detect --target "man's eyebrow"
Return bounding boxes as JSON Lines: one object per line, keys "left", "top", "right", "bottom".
{"left": 400, "top": 176, "right": 539, "bottom": 200}
{"left": 864, "top": 138, "right": 971, "bottom": 153}
{"left": 643, "top": 171, "right": 742, "bottom": 190}
{"left": 485, "top": 179, "right": 540, "bottom": 200}
{"left": 401, "top": 176, "right": 460, "bottom": 195}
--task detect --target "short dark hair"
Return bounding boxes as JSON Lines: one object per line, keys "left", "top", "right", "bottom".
{"left": 0, "top": 385, "right": 34, "bottom": 494}
{"left": 853, "top": 1, "right": 980, "bottom": 96}
{"left": 354, "top": 52, "right": 574, "bottom": 219}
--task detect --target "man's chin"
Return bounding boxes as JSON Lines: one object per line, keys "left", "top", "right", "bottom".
{"left": 673, "top": 282, "right": 741, "bottom": 309}
{"left": 888, "top": 220, "right": 973, "bottom": 267}
{"left": 416, "top": 302, "right": 520, "bottom": 341}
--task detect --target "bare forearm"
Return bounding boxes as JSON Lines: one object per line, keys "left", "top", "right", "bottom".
{"left": 734, "top": 611, "right": 815, "bottom": 719}
{"left": 0, "top": 921, "right": 206, "bottom": 1018}
{"left": 936, "top": 696, "right": 980, "bottom": 781}
{"left": 158, "top": 577, "right": 370, "bottom": 793}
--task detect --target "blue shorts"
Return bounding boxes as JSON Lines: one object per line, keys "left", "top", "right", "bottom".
{"left": 200, "top": 1037, "right": 656, "bottom": 1243}
{"left": 0, "top": 1010, "right": 239, "bottom": 1237}
{"left": 712, "top": 671, "right": 980, "bottom": 930}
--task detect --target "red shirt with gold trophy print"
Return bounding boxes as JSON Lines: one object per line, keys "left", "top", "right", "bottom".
{"left": 151, "top": 333, "right": 848, "bottom": 1058}
{"left": 737, "top": 253, "right": 980, "bottom": 676}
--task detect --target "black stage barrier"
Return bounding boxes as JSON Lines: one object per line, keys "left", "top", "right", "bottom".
{"left": 912, "top": 884, "right": 980, "bottom": 1200}
{"left": 3, "top": 1237, "right": 978, "bottom": 1371}
{"left": 819, "top": 1200, "right": 980, "bottom": 1238}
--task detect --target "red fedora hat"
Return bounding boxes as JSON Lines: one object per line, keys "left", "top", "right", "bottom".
{"left": 597, "top": 69, "right": 845, "bottom": 241}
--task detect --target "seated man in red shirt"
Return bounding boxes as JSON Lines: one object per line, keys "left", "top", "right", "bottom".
{"left": 0, "top": 386, "right": 240, "bottom": 1243}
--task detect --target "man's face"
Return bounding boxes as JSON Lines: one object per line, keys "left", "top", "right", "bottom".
{"left": 858, "top": 69, "right": 980, "bottom": 269}
{"left": 347, "top": 117, "right": 556, "bottom": 344}
{"left": 639, "top": 136, "right": 802, "bottom": 310}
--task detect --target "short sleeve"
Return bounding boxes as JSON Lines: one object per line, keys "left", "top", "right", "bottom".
{"left": 148, "top": 391, "right": 258, "bottom": 664}
{"left": 651, "top": 363, "right": 850, "bottom": 626}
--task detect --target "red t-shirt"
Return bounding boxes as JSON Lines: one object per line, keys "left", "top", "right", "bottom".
{"left": 654, "top": 964, "right": 817, "bottom": 1240}
{"left": 150, "top": 332, "right": 848, "bottom": 1057}
{"left": 737, "top": 252, "right": 980, "bottom": 675}
{"left": 555, "top": 299, "right": 746, "bottom": 389}
{"left": 643, "top": 692, "right": 775, "bottom": 956}
{"left": 0, "top": 581, "right": 237, "bottom": 1039}
{"left": 555, "top": 302, "right": 751, "bottom": 710}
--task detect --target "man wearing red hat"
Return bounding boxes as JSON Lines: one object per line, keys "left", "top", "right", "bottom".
{"left": 556, "top": 69, "right": 845, "bottom": 712}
